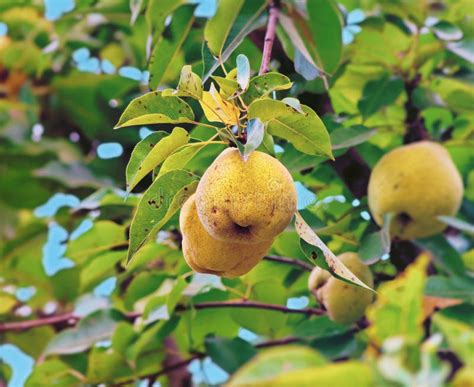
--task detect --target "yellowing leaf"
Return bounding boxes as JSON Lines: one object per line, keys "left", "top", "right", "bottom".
{"left": 0, "top": 294, "right": 16, "bottom": 314}
{"left": 229, "top": 345, "right": 326, "bottom": 386}
{"left": 366, "top": 254, "right": 429, "bottom": 346}
{"left": 200, "top": 84, "right": 240, "bottom": 125}
{"left": 253, "top": 361, "right": 373, "bottom": 387}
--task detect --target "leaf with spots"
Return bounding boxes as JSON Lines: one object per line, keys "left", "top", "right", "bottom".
{"left": 212, "top": 75, "right": 239, "bottom": 98}
{"left": 127, "top": 170, "right": 198, "bottom": 263}
{"left": 296, "top": 213, "right": 374, "bottom": 291}
{"left": 241, "top": 73, "right": 293, "bottom": 104}
{"left": 148, "top": 5, "right": 195, "bottom": 90}
{"left": 200, "top": 83, "right": 240, "bottom": 125}
{"left": 126, "top": 127, "right": 190, "bottom": 193}
{"left": 114, "top": 92, "right": 194, "bottom": 128}
{"left": 248, "top": 99, "right": 333, "bottom": 158}
{"left": 177, "top": 65, "right": 203, "bottom": 100}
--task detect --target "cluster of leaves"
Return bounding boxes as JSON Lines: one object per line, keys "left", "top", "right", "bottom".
{"left": 1, "top": 0, "right": 473, "bottom": 386}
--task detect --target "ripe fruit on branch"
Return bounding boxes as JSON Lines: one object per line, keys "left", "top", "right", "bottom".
{"left": 368, "top": 141, "right": 463, "bottom": 240}
{"left": 195, "top": 148, "right": 297, "bottom": 244}
{"left": 180, "top": 194, "right": 273, "bottom": 277}
{"left": 308, "top": 253, "right": 374, "bottom": 324}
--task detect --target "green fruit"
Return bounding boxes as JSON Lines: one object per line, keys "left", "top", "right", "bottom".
{"left": 179, "top": 194, "right": 273, "bottom": 277}
{"left": 195, "top": 148, "right": 297, "bottom": 244}
{"left": 308, "top": 253, "right": 374, "bottom": 324}
{"left": 368, "top": 141, "right": 464, "bottom": 240}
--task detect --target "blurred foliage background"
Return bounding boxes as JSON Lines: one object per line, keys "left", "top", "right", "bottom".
{"left": 0, "top": 0, "right": 473, "bottom": 386}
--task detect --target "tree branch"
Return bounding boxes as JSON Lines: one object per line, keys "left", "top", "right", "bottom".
{"left": 259, "top": 0, "right": 281, "bottom": 75}
{"left": 264, "top": 255, "right": 313, "bottom": 271}
{"left": 0, "top": 300, "right": 324, "bottom": 333}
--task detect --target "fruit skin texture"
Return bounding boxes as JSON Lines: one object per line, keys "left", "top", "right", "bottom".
{"left": 195, "top": 148, "right": 297, "bottom": 244}
{"left": 308, "top": 252, "right": 374, "bottom": 325}
{"left": 180, "top": 194, "right": 273, "bottom": 277}
{"left": 368, "top": 141, "right": 463, "bottom": 240}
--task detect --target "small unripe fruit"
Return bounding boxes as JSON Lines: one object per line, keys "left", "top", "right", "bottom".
{"left": 308, "top": 253, "right": 374, "bottom": 324}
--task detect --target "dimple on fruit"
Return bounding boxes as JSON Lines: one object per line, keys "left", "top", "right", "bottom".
{"left": 195, "top": 148, "right": 297, "bottom": 245}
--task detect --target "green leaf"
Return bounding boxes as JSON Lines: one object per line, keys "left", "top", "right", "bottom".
{"left": 367, "top": 254, "right": 429, "bottom": 346}
{"left": 416, "top": 235, "right": 465, "bottom": 277}
{"left": 145, "top": 0, "right": 185, "bottom": 41}
{"left": 433, "top": 312, "right": 474, "bottom": 367}
{"left": 247, "top": 99, "right": 332, "bottom": 158}
{"left": 228, "top": 345, "right": 326, "bottom": 386}
{"left": 44, "top": 311, "right": 117, "bottom": 356}
{"left": 431, "top": 21, "right": 463, "bottom": 41}
{"left": 241, "top": 73, "right": 292, "bottom": 105}
{"left": 80, "top": 251, "right": 125, "bottom": 292}
{"left": 177, "top": 65, "right": 203, "bottom": 99}
{"left": 330, "top": 125, "right": 376, "bottom": 150}
{"left": 241, "top": 118, "right": 264, "bottom": 160}
{"left": 236, "top": 54, "right": 250, "bottom": 91}
{"left": 148, "top": 6, "right": 195, "bottom": 90}
{"left": 25, "top": 359, "right": 81, "bottom": 387}
{"left": 212, "top": 75, "right": 240, "bottom": 98}
{"left": 358, "top": 75, "right": 404, "bottom": 120}
{"left": 159, "top": 142, "right": 222, "bottom": 177}
{"left": 358, "top": 213, "right": 392, "bottom": 264}
{"left": 202, "top": 0, "right": 267, "bottom": 81}
{"left": 126, "top": 127, "right": 190, "bottom": 192}
{"left": 114, "top": 92, "right": 194, "bottom": 128}
{"left": 437, "top": 216, "right": 474, "bottom": 235}
{"left": 296, "top": 213, "right": 374, "bottom": 291}
{"left": 127, "top": 170, "right": 198, "bottom": 262}
{"left": 425, "top": 276, "right": 474, "bottom": 303}
{"left": 204, "top": 0, "right": 245, "bottom": 56}
{"left": 306, "top": 0, "right": 343, "bottom": 74}
{"left": 205, "top": 336, "right": 257, "bottom": 373}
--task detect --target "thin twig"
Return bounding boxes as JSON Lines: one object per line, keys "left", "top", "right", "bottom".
{"left": 0, "top": 300, "right": 323, "bottom": 333}
{"left": 259, "top": 0, "right": 281, "bottom": 75}
{"left": 264, "top": 255, "right": 313, "bottom": 271}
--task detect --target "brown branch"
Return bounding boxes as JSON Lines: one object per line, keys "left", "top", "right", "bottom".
{"left": 264, "top": 255, "right": 314, "bottom": 271}
{"left": 0, "top": 312, "right": 79, "bottom": 332}
{"left": 259, "top": 0, "right": 281, "bottom": 75}
{"left": 177, "top": 300, "right": 325, "bottom": 316}
{"left": 0, "top": 300, "right": 324, "bottom": 333}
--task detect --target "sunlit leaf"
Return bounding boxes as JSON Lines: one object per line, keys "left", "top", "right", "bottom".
{"left": 228, "top": 346, "right": 326, "bottom": 386}
{"left": 126, "top": 127, "right": 190, "bottom": 192}
{"left": 248, "top": 99, "right": 332, "bottom": 158}
{"left": 177, "top": 65, "right": 203, "bottom": 99}
{"left": 204, "top": 0, "right": 244, "bottom": 56}
{"left": 241, "top": 73, "right": 292, "bottom": 104}
{"left": 236, "top": 54, "right": 250, "bottom": 91}
{"left": 114, "top": 92, "right": 194, "bottom": 128}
